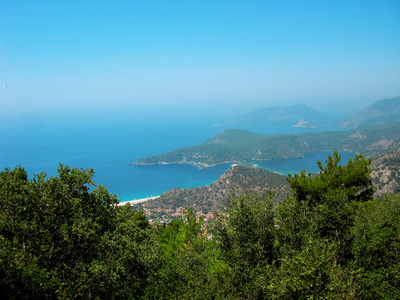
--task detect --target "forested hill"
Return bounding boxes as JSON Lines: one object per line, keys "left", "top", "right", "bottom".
{"left": 141, "top": 165, "right": 290, "bottom": 212}
{"left": 133, "top": 123, "right": 400, "bottom": 168}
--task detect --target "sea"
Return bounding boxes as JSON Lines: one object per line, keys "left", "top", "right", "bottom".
{"left": 0, "top": 112, "right": 354, "bottom": 203}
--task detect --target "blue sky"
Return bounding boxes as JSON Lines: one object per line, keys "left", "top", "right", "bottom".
{"left": 1, "top": 0, "right": 400, "bottom": 122}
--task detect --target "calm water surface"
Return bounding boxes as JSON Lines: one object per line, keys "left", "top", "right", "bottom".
{"left": 0, "top": 116, "right": 353, "bottom": 202}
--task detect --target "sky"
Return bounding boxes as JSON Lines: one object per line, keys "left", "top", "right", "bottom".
{"left": 1, "top": 0, "right": 400, "bottom": 124}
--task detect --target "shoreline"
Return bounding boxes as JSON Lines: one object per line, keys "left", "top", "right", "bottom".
{"left": 117, "top": 196, "right": 160, "bottom": 206}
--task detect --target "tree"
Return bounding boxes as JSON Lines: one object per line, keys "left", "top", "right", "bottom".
{"left": 213, "top": 191, "right": 276, "bottom": 298}
{"left": 287, "top": 151, "right": 374, "bottom": 207}
{"left": 266, "top": 238, "right": 359, "bottom": 299}
{"left": 149, "top": 208, "right": 225, "bottom": 299}
{"left": 273, "top": 151, "right": 384, "bottom": 298}
{"left": 0, "top": 164, "right": 155, "bottom": 299}
{"left": 280, "top": 152, "right": 374, "bottom": 253}
{"left": 351, "top": 194, "right": 400, "bottom": 299}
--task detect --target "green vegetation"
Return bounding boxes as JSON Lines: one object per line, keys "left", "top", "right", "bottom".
{"left": 134, "top": 122, "right": 400, "bottom": 167}
{"left": 144, "top": 165, "right": 289, "bottom": 212}
{"left": 1, "top": 152, "right": 400, "bottom": 299}
{"left": 0, "top": 165, "right": 156, "bottom": 299}
{"left": 287, "top": 151, "right": 374, "bottom": 205}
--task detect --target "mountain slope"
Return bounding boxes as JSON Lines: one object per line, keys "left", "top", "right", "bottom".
{"left": 338, "top": 96, "right": 400, "bottom": 129}
{"left": 137, "top": 153, "right": 400, "bottom": 212}
{"left": 231, "top": 104, "right": 325, "bottom": 128}
{"left": 371, "top": 151, "right": 400, "bottom": 197}
{"left": 140, "top": 165, "right": 290, "bottom": 212}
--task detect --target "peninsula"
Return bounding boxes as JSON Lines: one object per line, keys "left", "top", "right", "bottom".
{"left": 132, "top": 123, "right": 400, "bottom": 168}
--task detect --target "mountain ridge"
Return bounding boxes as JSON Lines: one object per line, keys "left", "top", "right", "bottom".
{"left": 229, "top": 103, "right": 326, "bottom": 129}
{"left": 338, "top": 96, "right": 400, "bottom": 128}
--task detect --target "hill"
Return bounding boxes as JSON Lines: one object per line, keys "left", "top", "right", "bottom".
{"left": 138, "top": 165, "right": 290, "bottom": 212}
{"left": 230, "top": 104, "right": 325, "bottom": 128}
{"left": 338, "top": 96, "right": 400, "bottom": 129}
{"left": 137, "top": 151, "right": 400, "bottom": 213}
{"left": 371, "top": 151, "right": 400, "bottom": 197}
{"left": 133, "top": 123, "right": 400, "bottom": 168}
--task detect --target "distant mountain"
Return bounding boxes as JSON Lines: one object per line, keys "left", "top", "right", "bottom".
{"left": 338, "top": 96, "right": 400, "bottom": 129}
{"left": 203, "top": 129, "right": 263, "bottom": 145}
{"left": 230, "top": 104, "right": 325, "bottom": 129}
{"left": 133, "top": 123, "right": 400, "bottom": 168}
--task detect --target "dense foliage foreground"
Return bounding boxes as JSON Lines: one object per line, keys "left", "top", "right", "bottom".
{"left": 1, "top": 152, "right": 399, "bottom": 299}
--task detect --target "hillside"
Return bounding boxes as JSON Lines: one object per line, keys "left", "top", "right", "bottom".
{"left": 138, "top": 165, "right": 290, "bottom": 212}
{"left": 371, "top": 151, "right": 400, "bottom": 197}
{"left": 137, "top": 152, "right": 400, "bottom": 213}
{"left": 230, "top": 104, "right": 325, "bottom": 128}
{"left": 338, "top": 96, "right": 400, "bottom": 128}
{"left": 133, "top": 123, "right": 400, "bottom": 168}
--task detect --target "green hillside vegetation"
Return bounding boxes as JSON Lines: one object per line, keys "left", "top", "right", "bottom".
{"left": 2, "top": 152, "right": 400, "bottom": 299}
{"left": 142, "top": 165, "right": 290, "bottom": 212}
{"left": 0, "top": 165, "right": 154, "bottom": 299}
{"left": 204, "top": 128, "right": 264, "bottom": 144}
{"left": 133, "top": 122, "right": 400, "bottom": 167}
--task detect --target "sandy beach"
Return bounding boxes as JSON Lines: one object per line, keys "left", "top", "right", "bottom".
{"left": 117, "top": 196, "right": 160, "bottom": 206}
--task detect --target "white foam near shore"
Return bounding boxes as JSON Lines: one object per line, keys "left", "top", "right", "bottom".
{"left": 117, "top": 196, "right": 160, "bottom": 206}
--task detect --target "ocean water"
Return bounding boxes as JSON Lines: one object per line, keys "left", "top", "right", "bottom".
{"left": 0, "top": 113, "right": 354, "bottom": 202}
{"left": 252, "top": 151, "right": 356, "bottom": 176}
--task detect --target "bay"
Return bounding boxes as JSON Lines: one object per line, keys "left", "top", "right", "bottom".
{"left": 0, "top": 114, "right": 354, "bottom": 203}
{"left": 252, "top": 151, "right": 356, "bottom": 176}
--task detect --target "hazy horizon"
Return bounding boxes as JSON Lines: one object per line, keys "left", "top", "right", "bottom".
{"left": 1, "top": 1, "right": 400, "bottom": 131}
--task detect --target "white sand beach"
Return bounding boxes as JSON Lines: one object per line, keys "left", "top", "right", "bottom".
{"left": 117, "top": 196, "right": 160, "bottom": 206}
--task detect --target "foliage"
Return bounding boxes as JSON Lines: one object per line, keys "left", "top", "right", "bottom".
{"left": 213, "top": 191, "right": 276, "bottom": 298}
{"left": 0, "top": 165, "right": 156, "bottom": 299}
{"left": 266, "top": 239, "right": 358, "bottom": 299}
{"left": 287, "top": 151, "right": 374, "bottom": 205}
{"left": 351, "top": 194, "right": 400, "bottom": 299}
{"left": 278, "top": 152, "right": 371, "bottom": 255}
{"left": 1, "top": 151, "right": 400, "bottom": 299}
{"left": 148, "top": 208, "right": 226, "bottom": 299}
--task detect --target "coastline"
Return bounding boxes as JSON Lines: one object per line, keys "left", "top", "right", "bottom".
{"left": 117, "top": 196, "right": 160, "bottom": 206}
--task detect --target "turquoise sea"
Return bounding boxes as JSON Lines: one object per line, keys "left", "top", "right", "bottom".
{"left": 0, "top": 113, "right": 353, "bottom": 203}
